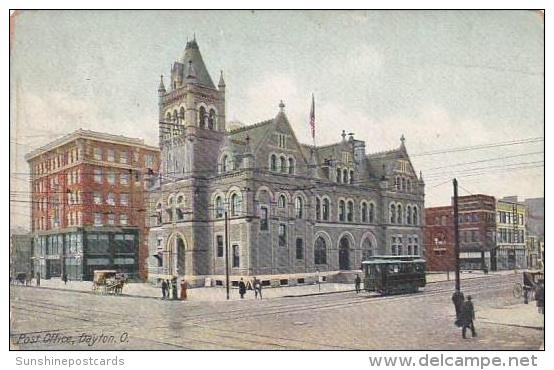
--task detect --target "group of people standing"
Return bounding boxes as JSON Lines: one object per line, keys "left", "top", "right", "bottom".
{"left": 161, "top": 278, "right": 188, "bottom": 301}
{"left": 238, "top": 277, "right": 263, "bottom": 300}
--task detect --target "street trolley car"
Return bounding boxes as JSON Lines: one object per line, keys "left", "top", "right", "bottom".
{"left": 362, "top": 256, "right": 426, "bottom": 295}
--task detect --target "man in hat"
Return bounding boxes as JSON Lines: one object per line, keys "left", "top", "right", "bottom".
{"left": 460, "top": 295, "right": 477, "bottom": 339}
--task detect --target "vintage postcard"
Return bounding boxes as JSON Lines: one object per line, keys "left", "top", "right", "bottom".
{"left": 9, "top": 9, "right": 544, "bottom": 359}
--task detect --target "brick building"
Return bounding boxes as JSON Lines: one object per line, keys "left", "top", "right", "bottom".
{"left": 424, "top": 206, "right": 455, "bottom": 272}
{"left": 25, "top": 130, "right": 159, "bottom": 280}
{"left": 425, "top": 195, "right": 496, "bottom": 271}
{"left": 495, "top": 197, "right": 528, "bottom": 270}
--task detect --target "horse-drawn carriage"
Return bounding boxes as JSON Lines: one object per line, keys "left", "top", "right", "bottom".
{"left": 92, "top": 270, "right": 127, "bottom": 295}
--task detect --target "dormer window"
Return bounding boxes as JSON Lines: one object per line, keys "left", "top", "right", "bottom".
{"left": 270, "top": 155, "right": 277, "bottom": 171}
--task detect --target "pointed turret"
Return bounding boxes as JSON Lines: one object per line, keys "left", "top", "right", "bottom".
{"left": 180, "top": 37, "right": 215, "bottom": 88}
{"left": 158, "top": 75, "right": 166, "bottom": 95}
{"left": 185, "top": 60, "right": 197, "bottom": 81}
{"left": 218, "top": 70, "right": 226, "bottom": 88}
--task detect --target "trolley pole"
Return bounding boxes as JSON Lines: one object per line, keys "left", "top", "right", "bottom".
{"left": 225, "top": 210, "right": 230, "bottom": 300}
{"left": 453, "top": 178, "right": 461, "bottom": 292}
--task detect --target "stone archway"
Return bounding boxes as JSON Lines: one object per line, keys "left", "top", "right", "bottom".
{"left": 339, "top": 237, "right": 351, "bottom": 270}
{"left": 166, "top": 233, "right": 187, "bottom": 277}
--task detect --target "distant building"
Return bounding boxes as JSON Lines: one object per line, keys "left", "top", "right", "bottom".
{"left": 425, "top": 194, "right": 496, "bottom": 271}
{"left": 523, "top": 197, "right": 544, "bottom": 267}
{"left": 10, "top": 233, "right": 33, "bottom": 277}
{"left": 496, "top": 197, "right": 528, "bottom": 270}
{"left": 25, "top": 129, "right": 160, "bottom": 280}
{"left": 424, "top": 206, "right": 455, "bottom": 272}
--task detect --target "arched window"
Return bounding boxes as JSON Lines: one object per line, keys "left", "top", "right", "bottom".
{"left": 179, "top": 107, "right": 185, "bottom": 123}
{"left": 270, "top": 154, "right": 277, "bottom": 171}
{"left": 173, "top": 109, "right": 178, "bottom": 122}
{"left": 349, "top": 170, "right": 354, "bottom": 184}
{"left": 215, "top": 196, "right": 223, "bottom": 218}
{"left": 369, "top": 203, "right": 375, "bottom": 223}
{"left": 278, "top": 194, "right": 286, "bottom": 208}
{"left": 166, "top": 112, "right": 171, "bottom": 122}
{"left": 362, "top": 238, "right": 374, "bottom": 261}
{"left": 315, "top": 197, "right": 321, "bottom": 221}
{"left": 176, "top": 208, "right": 184, "bottom": 220}
{"left": 406, "top": 206, "right": 412, "bottom": 225}
{"left": 339, "top": 200, "right": 346, "bottom": 222}
{"left": 295, "top": 197, "right": 303, "bottom": 219}
{"left": 396, "top": 176, "right": 401, "bottom": 190}
{"left": 361, "top": 202, "right": 368, "bottom": 223}
{"left": 314, "top": 237, "right": 327, "bottom": 265}
{"left": 390, "top": 204, "right": 396, "bottom": 223}
{"left": 231, "top": 193, "right": 241, "bottom": 216}
{"left": 413, "top": 207, "right": 418, "bottom": 225}
{"left": 343, "top": 169, "right": 348, "bottom": 184}
{"left": 322, "top": 198, "right": 330, "bottom": 221}
{"left": 280, "top": 156, "right": 287, "bottom": 173}
{"left": 198, "top": 106, "right": 206, "bottom": 128}
{"left": 288, "top": 158, "right": 294, "bottom": 174}
{"left": 347, "top": 200, "right": 354, "bottom": 222}
{"left": 397, "top": 204, "right": 402, "bottom": 224}
{"left": 222, "top": 155, "right": 228, "bottom": 173}
{"left": 401, "top": 178, "right": 406, "bottom": 191}
{"left": 407, "top": 179, "right": 411, "bottom": 192}
{"left": 336, "top": 168, "right": 341, "bottom": 183}
{"left": 208, "top": 109, "right": 216, "bottom": 130}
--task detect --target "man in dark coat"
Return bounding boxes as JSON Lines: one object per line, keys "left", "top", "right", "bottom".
{"left": 171, "top": 278, "right": 178, "bottom": 300}
{"left": 460, "top": 295, "right": 476, "bottom": 338}
{"left": 62, "top": 273, "right": 68, "bottom": 285}
{"left": 161, "top": 279, "right": 168, "bottom": 299}
{"left": 238, "top": 278, "right": 246, "bottom": 299}
{"left": 535, "top": 279, "right": 544, "bottom": 315}
{"left": 452, "top": 289, "right": 464, "bottom": 320}
{"left": 354, "top": 274, "right": 362, "bottom": 294}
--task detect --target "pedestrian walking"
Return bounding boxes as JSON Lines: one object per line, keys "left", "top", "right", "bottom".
{"left": 25, "top": 273, "right": 32, "bottom": 286}
{"left": 460, "top": 295, "right": 477, "bottom": 339}
{"left": 535, "top": 279, "right": 544, "bottom": 315}
{"left": 354, "top": 274, "right": 361, "bottom": 294}
{"left": 36, "top": 272, "right": 41, "bottom": 287}
{"left": 166, "top": 279, "right": 172, "bottom": 300}
{"left": 161, "top": 279, "right": 168, "bottom": 299}
{"left": 253, "top": 277, "right": 262, "bottom": 300}
{"left": 451, "top": 289, "right": 464, "bottom": 321}
{"left": 62, "top": 273, "right": 68, "bottom": 285}
{"left": 180, "top": 279, "right": 188, "bottom": 300}
{"left": 172, "top": 278, "right": 178, "bottom": 300}
{"left": 238, "top": 278, "right": 246, "bottom": 299}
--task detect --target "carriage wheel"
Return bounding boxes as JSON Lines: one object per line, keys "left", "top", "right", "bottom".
{"left": 513, "top": 283, "right": 523, "bottom": 298}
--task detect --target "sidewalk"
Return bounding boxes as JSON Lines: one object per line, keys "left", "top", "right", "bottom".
{"left": 17, "top": 269, "right": 514, "bottom": 302}
{"left": 478, "top": 303, "right": 544, "bottom": 330}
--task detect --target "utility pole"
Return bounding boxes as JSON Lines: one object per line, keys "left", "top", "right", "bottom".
{"left": 225, "top": 210, "right": 230, "bottom": 300}
{"left": 453, "top": 178, "right": 461, "bottom": 291}
{"left": 512, "top": 202, "right": 518, "bottom": 270}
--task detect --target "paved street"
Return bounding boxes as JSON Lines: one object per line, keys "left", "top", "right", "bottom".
{"left": 10, "top": 274, "right": 543, "bottom": 350}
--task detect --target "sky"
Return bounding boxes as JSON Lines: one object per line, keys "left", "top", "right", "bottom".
{"left": 9, "top": 10, "right": 544, "bottom": 230}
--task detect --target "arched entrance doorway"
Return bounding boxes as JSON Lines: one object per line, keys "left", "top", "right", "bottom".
{"left": 339, "top": 237, "right": 350, "bottom": 270}
{"left": 361, "top": 238, "right": 374, "bottom": 261}
{"left": 166, "top": 233, "right": 186, "bottom": 277}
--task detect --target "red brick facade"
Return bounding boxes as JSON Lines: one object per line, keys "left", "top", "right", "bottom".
{"left": 424, "top": 206, "right": 456, "bottom": 271}
{"left": 425, "top": 194, "right": 497, "bottom": 272}
{"left": 26, "top": 130, "right": 159, "bottom": 279}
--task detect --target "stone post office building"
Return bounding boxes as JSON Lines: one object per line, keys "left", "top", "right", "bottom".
{"left": 147, "top": 39, "right": 425, "bottom": 287}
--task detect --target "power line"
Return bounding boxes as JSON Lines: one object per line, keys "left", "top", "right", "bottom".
{"left": 423, "top": 150, "right": 543, "bottom": 171}
{"left": 411, "top": 137, "right": 543, "bottom": 158}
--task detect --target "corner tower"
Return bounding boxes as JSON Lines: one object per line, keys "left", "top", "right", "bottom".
{"left": 158, "top": 36, "right": 226, "bottom": 143}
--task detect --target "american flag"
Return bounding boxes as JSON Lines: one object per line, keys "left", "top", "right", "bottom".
{"left": 310, "top": 93, "right": 315, "bottom": 140}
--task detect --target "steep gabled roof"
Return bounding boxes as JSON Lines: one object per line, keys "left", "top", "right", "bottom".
{"left": 180, "top": 38, "right": 215, "bottom": 89}
{"left": 227, "top": 119, "right": 274, "bottom": 152}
